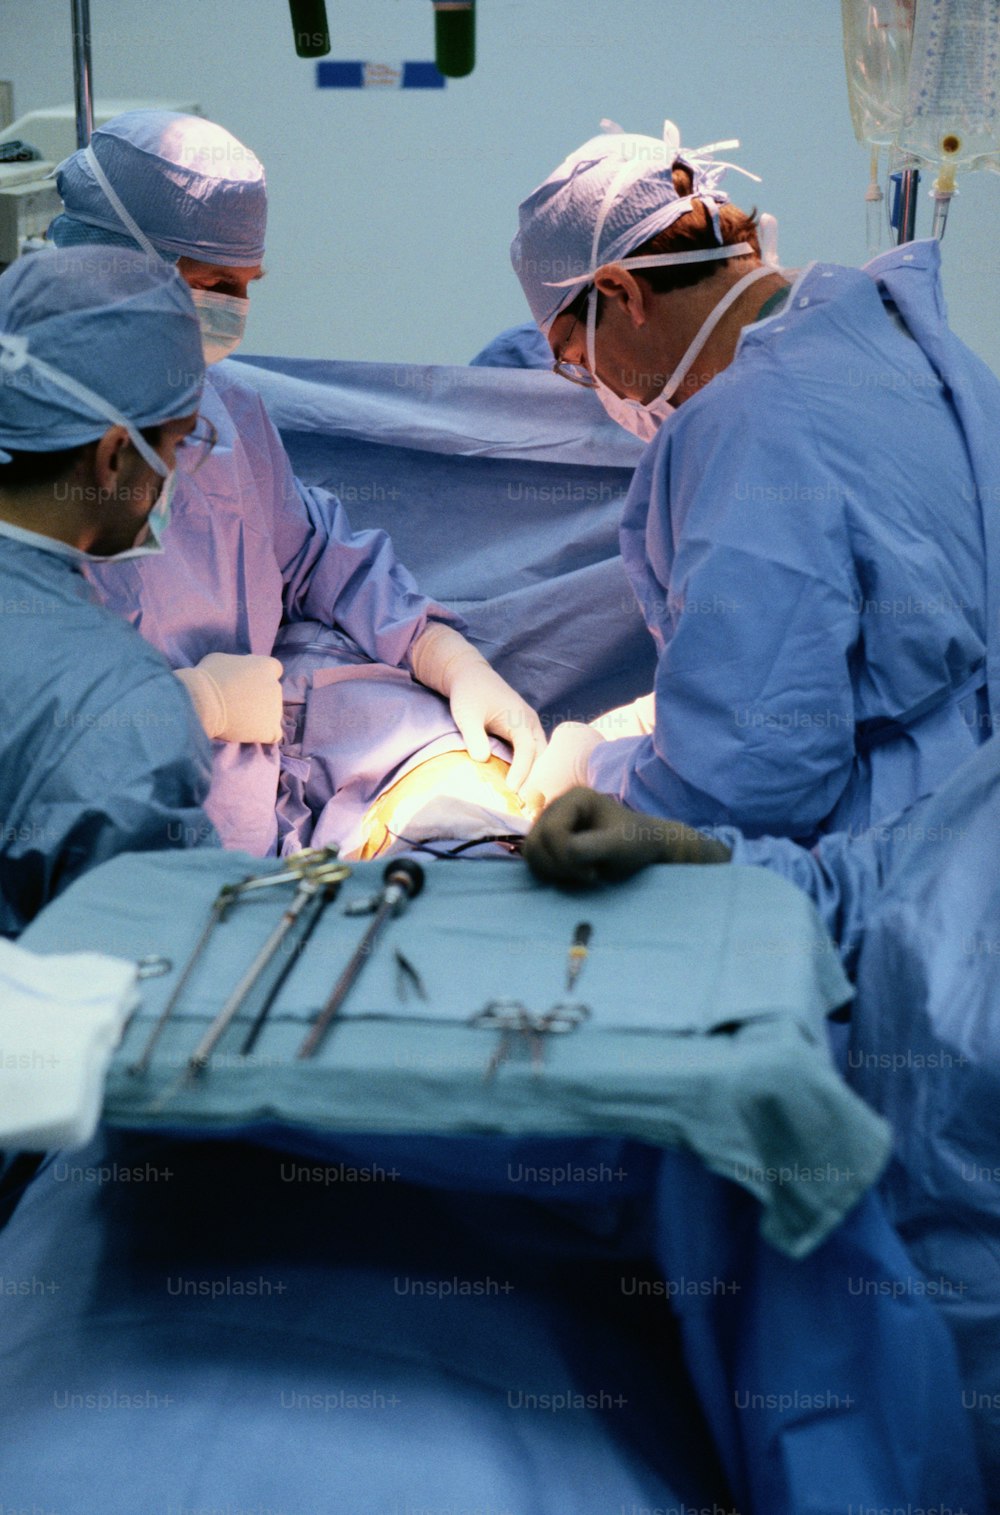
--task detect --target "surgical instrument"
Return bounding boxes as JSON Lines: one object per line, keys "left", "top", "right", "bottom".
{"left": 565, "top": 922, "right": 593, "bottom": 994}
{"left": 394, "top": 947, "right": 428, "bottom": 1003}
{"left": 470, "top": 1000, "right": 590, "bottom": 1082}
{"left": 135, "top": 955, "right": 172, "bottom": 981}
{"left": 297, "top": 859, "right": 425, "bottom": 1060}
{"left": 128, "top": 847, "right": 339, "bottom": 1075}
{"left": 239, "top": 866, "right": 351, "bottom": 1056}
{"left": 189, "top": 860, "right": 350, "bottom": 1075}
{"left": 470, "top": 1000, "right": 537, "bottom": 1081}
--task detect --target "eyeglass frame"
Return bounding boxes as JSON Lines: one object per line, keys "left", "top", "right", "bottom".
{"left": 551, "top": 287, "right": 599, "bottom": 389}
{"left": 174, "top": 414, "right": 219, "bottom": 473}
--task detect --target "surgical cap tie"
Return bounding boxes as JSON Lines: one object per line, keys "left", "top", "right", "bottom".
{"left": 0, "top": 332, "right": 29, "bottom": 374}
{"left": 585, "top": 120, "right": 759, "bottom": 275}
{"left": 531, "top": 119, "right": 766, "bottom": 328}
{"left": 0, "top": 330, "right": 169, "bottom": 474}
{"left": 84, "top": 144, "right": 162, "bottom": 262}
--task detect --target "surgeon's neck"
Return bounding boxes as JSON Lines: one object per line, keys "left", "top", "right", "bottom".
{"left": 666, "top": 269, "right": 790, "bottom": 407}
{"left": 0, "top": 487, "right": 90, "bottom": 550}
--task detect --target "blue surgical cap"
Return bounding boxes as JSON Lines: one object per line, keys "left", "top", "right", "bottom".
{"left": 0, "top": 246, "right": 204, "bottom": 455}
{"left": 511, "top": 121, "right": 753, "bottom": 333}
{"left": 54, "top": 111, "right": 267, "bottom": 267}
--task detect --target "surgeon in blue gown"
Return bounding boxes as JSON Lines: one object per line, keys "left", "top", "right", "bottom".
{"left": 0, "top": 247, "right": 215, "bottom": 935}
{"left": 513, "top": 119, "right": 1000, "bottom": 842}
{"left": 469, "top": 320, "right": 553, "bottom": 368}
{"left": 526, "top": 757, "right": 1000, "bottom": 1506}
{"left": 52, "top": 111, "right": 545, "bottom": 858}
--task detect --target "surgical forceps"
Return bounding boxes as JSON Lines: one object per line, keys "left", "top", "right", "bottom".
{"left": 188, "top": 858, "right": 350, "bottom": 1074}
{"left": 129, "top": 847, "right": 340, "bottom": 1075}
{"left": 470, "top": 999, "right": 590, "bottom": 1081}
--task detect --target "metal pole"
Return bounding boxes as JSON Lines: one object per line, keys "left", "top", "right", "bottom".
{"left": 71, "top": 0, "right": 94, "bottom": 148}
{"left": 896, "top": 167, "right": 920, "bottom": 245}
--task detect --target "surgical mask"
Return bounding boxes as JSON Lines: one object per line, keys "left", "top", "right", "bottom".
{"left": 72, "top": 460, "right": 176, "bottom": 564}
{"left": 190, "top": 289, "right": 249, "bottom": 364}
{"left": 586, "top": 260, "right": 778, "bottom": 441}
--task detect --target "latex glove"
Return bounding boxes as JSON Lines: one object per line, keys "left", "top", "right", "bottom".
{"left": 175, "top": 652, "right": 284, "bottom": 744}
{"left": 524, "top": 787, "right": 732, "bottom": 888}
{"left": 590, "top": 692, "right": 656, "bottom": 740}
{"left": 521, "top": 721, "right": 604, "bottom": 817}
{"left": 408, "top": 622, "right": 546, "bottom": 795}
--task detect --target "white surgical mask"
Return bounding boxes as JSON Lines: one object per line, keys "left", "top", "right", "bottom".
{"left": 587, "top": 260, "right": 778, "bottom": 441}
{"left": 190, "top": 289, "right": 249, "bottom": 364}
{"left": 74, "top": 462, "right": 176, "bottom": 564}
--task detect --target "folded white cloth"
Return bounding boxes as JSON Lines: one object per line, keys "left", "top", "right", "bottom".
{"left": 0, "top": 940, "right": 139, "bottom": 1150}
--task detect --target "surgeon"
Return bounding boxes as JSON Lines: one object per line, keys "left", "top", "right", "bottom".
{"left": 0, "top": 246, "right": 216, "bottom": 934}
{"left": 513, "top": 120, "right": 1000, "bottom": 841}
{"left": 51, "top": 111, "right": 545, "bottom": 857}
{"left": 469, "top": 321, "right": 553, "bottom": 369}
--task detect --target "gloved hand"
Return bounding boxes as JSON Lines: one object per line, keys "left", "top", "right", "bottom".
{"left": 524, "top": 787, "right": 732, "bottom": 888}
{"left": 175, "top": 652, "right": 284, "bottom": 744}
{"left": 408, "top": 622, "right": 546, "bottom": 795}
{"left": 521, "top": 721, "right": 604, "bottom": 817}
{"left": 590, "top": 692, "right": 656, "bottom": 740}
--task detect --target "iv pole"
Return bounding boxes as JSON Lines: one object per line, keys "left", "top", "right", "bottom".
{"left": 71, "top": 0, "right": 94, "bottom": 147}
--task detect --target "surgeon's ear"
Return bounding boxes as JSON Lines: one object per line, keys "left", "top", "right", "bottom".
{"left": 91, "top": 425, "right": 135, "bottom": 493}
{"left": 593, "top": 264, "right": 651, "bottom": 328}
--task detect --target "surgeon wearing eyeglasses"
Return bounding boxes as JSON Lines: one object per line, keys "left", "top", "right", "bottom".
{"left": 514, "top": 120, "right": 1000, "bottom": 849}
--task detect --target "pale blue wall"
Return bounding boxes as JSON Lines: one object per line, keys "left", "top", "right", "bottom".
{"left": 4, "top": 0, "right": 999, "bottom": 370}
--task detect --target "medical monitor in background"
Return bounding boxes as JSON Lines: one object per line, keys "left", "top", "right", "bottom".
{"left": 0, "top": 96, "right": 200, "bottom": 270}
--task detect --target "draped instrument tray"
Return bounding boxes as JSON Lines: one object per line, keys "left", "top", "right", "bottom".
{"left": 21, "top": 850, "right": 888, "bottom": 1255}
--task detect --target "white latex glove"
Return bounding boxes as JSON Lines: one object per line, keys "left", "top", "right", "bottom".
{"left": 175, "top": 652, "right": 284, "bottom": 744}
{"left": 590, "top": 692, "right": 656, "bottom": 740}
{"left": 522, "top": 721, "right": 604, "bottom": 818}
{"left": 408, "top": 622, "right": 547, "bottom": 794}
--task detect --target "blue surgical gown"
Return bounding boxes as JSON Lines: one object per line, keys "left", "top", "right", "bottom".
{"left": 0, "top": 533, "right": 214, "bottom": 935}
{"left": 723, "top": 731, "right": 1000, "bottom": 1504}
{"left": 589, "top": 241, "right": 1000, "bottom": 840}
{"left": 85, "top": 364, "right": 461, "bottom": 855}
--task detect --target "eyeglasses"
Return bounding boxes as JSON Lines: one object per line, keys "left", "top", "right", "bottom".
{"left": 175, "top": 415, "right": 219, "bottom": 473}
{"left": 551, "top": 297, "right": 598, "bottom": 390}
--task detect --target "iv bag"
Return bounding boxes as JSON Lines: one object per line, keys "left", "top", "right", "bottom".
{"left": 843, "top": 0, "right": 1000, "bottom": 169}
{"left": 900, "top": 0, "right": 1000, "bottom": 170}
{"left": 842, "top": 0, "right": 916, "bottom": 147}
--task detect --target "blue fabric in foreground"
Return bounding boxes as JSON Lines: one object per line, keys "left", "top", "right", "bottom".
{"left": 7, "top": 847, "right": 984, "bottom": 1511}
{"left": 704, "top": 734, "right": 1000, "bottom": 1506}
{"left": 0, "top": 1126, "right": 980, "bottom": 1513}
{"left": 847, "top": 734, "right": 1000, "bottom": 1508}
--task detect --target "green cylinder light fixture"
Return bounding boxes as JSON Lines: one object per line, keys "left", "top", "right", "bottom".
{"left": 433, "top": 2, "right": 476, "bottom": 79}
